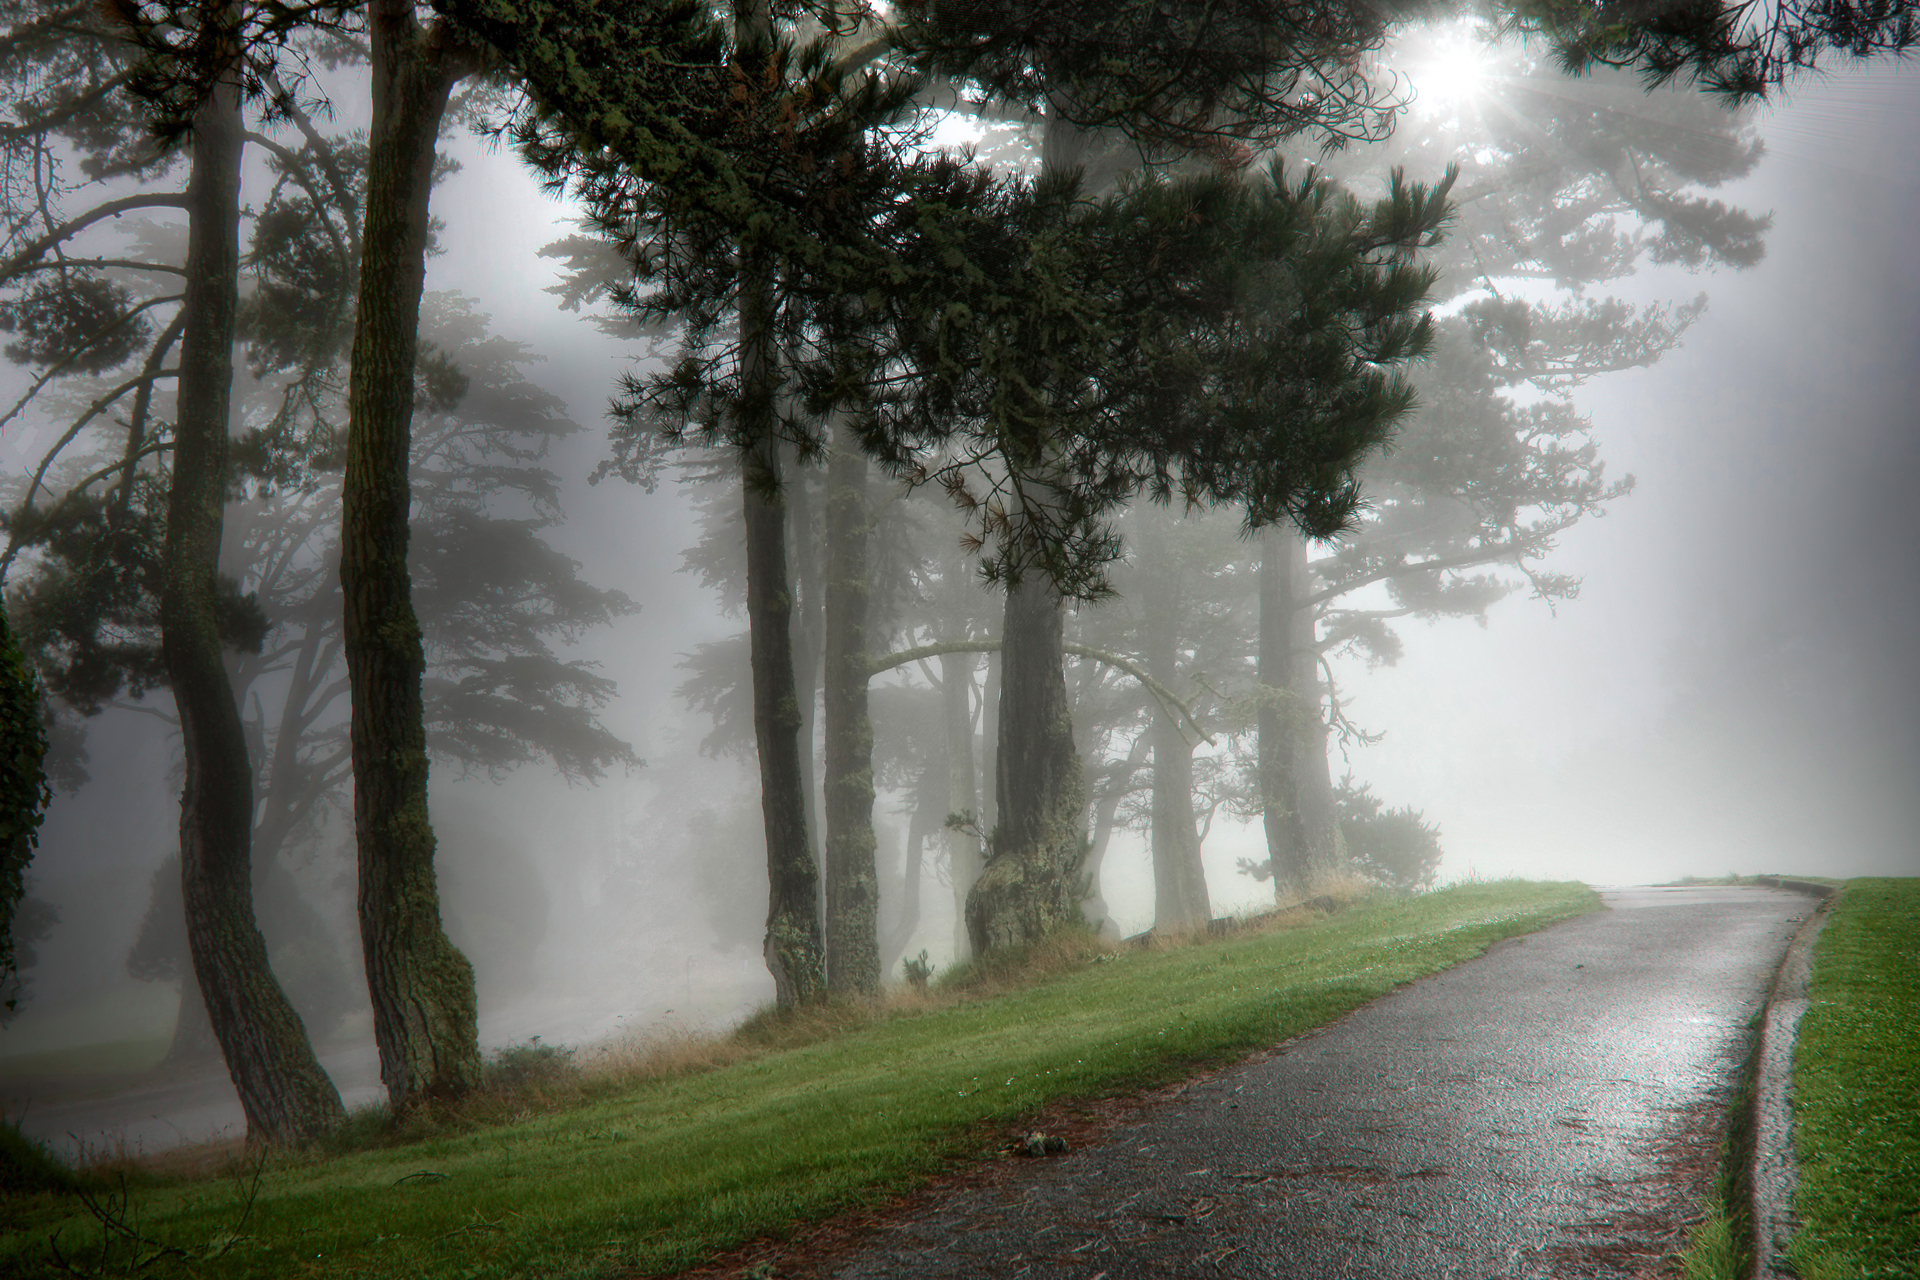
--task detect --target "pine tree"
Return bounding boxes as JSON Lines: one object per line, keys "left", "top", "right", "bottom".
{"left": 1240, "top": 39, "right": 1771, "bottom": 891}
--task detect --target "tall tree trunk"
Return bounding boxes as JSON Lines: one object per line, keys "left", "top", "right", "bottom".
{"left": 963, "top": 105, "right": 1104, "bottom": 955}
{"left": 724, "top": 0, "right": 823, "bottom": 1008}
{"left": 1257, "top": 526, "right": 1338, "bottom": 900}
{"left": 822, "top": 428, "right": 878, "bottom": 996}
{"left": 1143, "top": 578, "right": 1209, "bottom": 931}
{"left": 744, "top": 430, "right": 826, "bottom": 1004}
{"left": 979, "top": 650, "right": 999, "bottom": 838}
{"left": 1083, "top": 733, "right": 1148, "bottom": 938}
{"left": 939, "top": 649, "right": 980, "bottom": 962}
{"left": 880, "top": 775, "right": 933, "bottom": 977}
{"left": 342, "top": 0, "right": 480, "bottom": 1113}
{"left": 787, "top": 452, "right": 825, "bottom": 879}
{"left": 160, "top": 64, "right": 344, "bottom": 1143}
{"left": 966, "top": 576, "right": 1085, "bottom": 952}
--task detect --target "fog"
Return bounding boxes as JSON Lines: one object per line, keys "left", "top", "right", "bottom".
{"left": 2, "top": 30, "right": 1916, "bottom": 1153}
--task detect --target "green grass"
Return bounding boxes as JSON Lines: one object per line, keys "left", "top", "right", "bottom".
{"left": 0, "top": 880, "right": 1596, "bottom": 1279}
{"left": 1788, "top": 878, "right": 1920, "bottom": 1280}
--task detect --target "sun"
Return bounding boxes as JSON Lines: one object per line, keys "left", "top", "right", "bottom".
{"left": 1395, "top": 19, "right": 1501, "bottom": 115}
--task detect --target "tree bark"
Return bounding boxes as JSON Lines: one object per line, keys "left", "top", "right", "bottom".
{"left": 727, "top": 0, "right": 823, "bottom": 1011}
{"left": 939, "top": 648, "right": 980, "bottom": 962}
{"left": 1083, "top": 733, "right": 1148, "bottom": 937}
{"left": 787, "top": 451, "right": 824, "bottom": 881}
{"left": 821, "top": 428, "right": 878, "bottom": 996}
{"left": 966, "top": 576, "right": 1085, "bottom": 953}
{"left": 880, "top": 775, "right": 933, "bottom": 977}
{"left": 979, "top": 649, "right": 999, "bottom": 839}
{"left": 744, "top": 433, "right": 826, "bottom": 1005}
{"left": 1142, "top": 546, "right": 1209, "bottom": 931}
{"left": 342, "top": 0, "right": 480, "bottom": 1113}
{"left": 160, "top": 62, "right": 344, "bottom": 1143}
{"left": 1258, "top": 526, "right": 1339, "bottom": 900}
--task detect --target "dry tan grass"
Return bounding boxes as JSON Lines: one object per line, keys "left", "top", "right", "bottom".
{"left": 581, "top": 1020, "right": 755, "bottom": 1086}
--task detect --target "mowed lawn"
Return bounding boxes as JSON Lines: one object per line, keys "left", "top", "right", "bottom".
{"left": 3, "top": 881, "right": 1597, "bottom": 1279}
{"left": 1790, "top": 877, "right": 1920, "bottom": 1280}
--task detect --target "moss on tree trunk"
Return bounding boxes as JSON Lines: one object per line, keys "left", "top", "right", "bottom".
{"left": 966, "top": 577, "right": 1085, "bottom": 953}
{"left": 342, "top": 0, "right": 480, "bottom": 1113}
{"left": 161, "top": 63, "right": 344, "bottom": 1144}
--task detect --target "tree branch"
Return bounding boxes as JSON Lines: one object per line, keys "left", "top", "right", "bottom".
{"left": 0, "top": 193, "right": 193, "bottom": 283}
{"left": 866, "top": 636, "right": 1212, "bottom": 744}
{"left": 1303, "top": 527, "right": 1562, "bottom": 610}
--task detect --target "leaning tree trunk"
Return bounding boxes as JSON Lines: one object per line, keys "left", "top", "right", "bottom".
{"left": 821, "top": 428, "right": 878, "bottom": 996}
{"left": 1257, "top": 526, "right": 1339, "bottom": 900}
{"left": 342, "top": 0, "right": 481, "bottom": 1113}
{"left": 966, "top": 576, "right": 1085, "bottom": 953}
{"left": 160, "top": 64, "right": 344, "bottom": 1143}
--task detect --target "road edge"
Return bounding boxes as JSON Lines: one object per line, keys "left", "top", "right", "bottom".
{"left": 1748, "top": 877, "right": 1838, "bottom": 1280}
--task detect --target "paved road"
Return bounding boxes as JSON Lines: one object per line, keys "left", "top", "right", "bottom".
{"left": 828, "top": 886, "right": 1815, "bottom": 1280}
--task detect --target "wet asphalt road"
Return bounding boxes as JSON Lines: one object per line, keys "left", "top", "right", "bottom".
{"left": 830, "top": 886, "right": 1817, "bottom": 1280}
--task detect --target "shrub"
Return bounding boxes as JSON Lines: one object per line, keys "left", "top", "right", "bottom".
{"left": 1335, "top": 776, "right": 1443, "bottom": 892}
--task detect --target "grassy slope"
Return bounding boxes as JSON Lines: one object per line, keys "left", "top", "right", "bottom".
{"left": 1789, "top": 878, "right": 1920, "bottom": 1280}
{"left": 2, "top": 881, "right": 1596, "bottom": 1280}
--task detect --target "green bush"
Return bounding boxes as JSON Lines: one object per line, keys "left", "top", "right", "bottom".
{"left": 1336, "top": 775, "right": 1443, "bottom": 891}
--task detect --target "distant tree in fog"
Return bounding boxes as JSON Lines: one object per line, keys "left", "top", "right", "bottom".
{"left": 1061, "top": 503, "right": 1253, "bottom": 934}
{"left": 1241, "top": 39, "right": 1771, "bottom": 894}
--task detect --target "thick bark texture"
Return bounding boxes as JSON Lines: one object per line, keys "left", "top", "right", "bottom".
{"left": 729, "top": 0, "right": 823, "bottom": 1009}
{"left": 821, "top": 433, "right": 878, "bottom": 996}
{"left": 966, "top": 577, "right": 1085, "bottom": 953}
{"left": 787, "top": 454, "right": 825, "bottom": 883}
{"left": 940, "top": 649, "right": 980, "bottom": 962}
{"left": 745, "top": 435, "right": 827, "bottom": 1005}
{"left": 1143, "top": 571, "right": 1209, "bottom": 931}
{"left": 342, "top": 0, "right": 480, "bottom": 1113}
{"left": 1257, "top": 526, "right": 1339, "bottom": 900}
{"left": 161, "top": 70, "right": 344, "bottom": 1143}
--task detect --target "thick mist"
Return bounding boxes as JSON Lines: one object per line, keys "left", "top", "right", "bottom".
{"left": 2, "top": 40, "right": 1915, "bottom": 1155}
